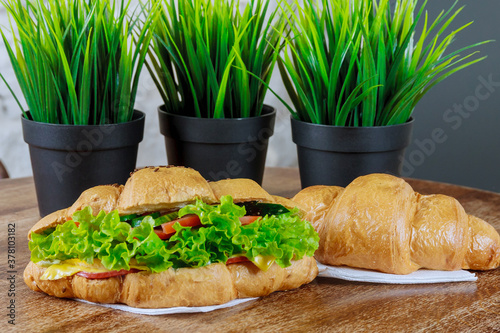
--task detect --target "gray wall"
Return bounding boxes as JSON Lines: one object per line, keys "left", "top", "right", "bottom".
{"left": 403, "top": 0, "right": 500, "bottom": 193}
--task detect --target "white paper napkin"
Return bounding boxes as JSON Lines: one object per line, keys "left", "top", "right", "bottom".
{"left": 76, "top": 297, "right": 258, "bottom": 315}
{"left": 317, "top": 262, "right": 477, "bottom": 284}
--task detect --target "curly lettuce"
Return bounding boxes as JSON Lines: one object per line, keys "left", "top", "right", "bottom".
{"left": 29, "top": 196, "right": 319, "bottom": 273}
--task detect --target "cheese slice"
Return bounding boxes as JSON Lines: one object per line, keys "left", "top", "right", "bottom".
{"left": 227, "top": 253, "right": 275, "bottom": 271}
{"left": 252, "top": 255, "right": 275, "bottom": 272}
{"left": 40, "top": 259, "right": 149, "bottom": 281}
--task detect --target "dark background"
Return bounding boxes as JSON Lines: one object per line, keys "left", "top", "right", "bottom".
{"left": 403, "top": 0, "right": 500, "bottom": 192}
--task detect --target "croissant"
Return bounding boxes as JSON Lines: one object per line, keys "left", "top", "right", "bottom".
{"left": 24, "top": 166, "right": 319, "bottom": 308}
{"left": 292, "top": 173, "right": 500, "bottom": 275}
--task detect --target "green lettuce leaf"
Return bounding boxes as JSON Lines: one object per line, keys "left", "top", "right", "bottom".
{"left": 28, "top": 196, "right": 319, "bottom": 273}
{"left": 127, "top": 217, "right": 173, "bottom": 272}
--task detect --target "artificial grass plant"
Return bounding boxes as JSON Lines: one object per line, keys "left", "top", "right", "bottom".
{"left": 0, "top": 0, "right": 158, "bottom": 124}
{"left": 147, "top": 0, "right": 287, "bottom": 118}
{"left": 276, "top": 0, "right": 490, "bottom": 126}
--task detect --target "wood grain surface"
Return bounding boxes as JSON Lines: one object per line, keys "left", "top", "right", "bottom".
{"left": 1, "top": 168, "right": 499, "bottom": 332}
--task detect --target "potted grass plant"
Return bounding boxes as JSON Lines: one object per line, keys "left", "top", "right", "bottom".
{"left": 148, "top": 0, "right": 286, "bottom": 184}
{"left": 274, "top": 0, "right": 489, "bottom": 187}
{"left": 0, "top": 0, "right": 158, "bottom": 216}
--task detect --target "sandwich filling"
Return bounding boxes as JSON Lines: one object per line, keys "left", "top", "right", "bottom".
{"left": 29, "top": 195, "right": 319, "bottom": 280}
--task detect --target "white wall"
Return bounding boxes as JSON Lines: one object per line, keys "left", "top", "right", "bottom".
{"left": 0, "top": 1, "right": 297, "bottom": 179}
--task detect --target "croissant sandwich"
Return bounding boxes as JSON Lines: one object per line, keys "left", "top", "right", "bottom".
{"left": 293, "top": 173, "right": 500, "bottom": 275}
{"left": 24, "top": 166, "right": 319, "bottom": 308}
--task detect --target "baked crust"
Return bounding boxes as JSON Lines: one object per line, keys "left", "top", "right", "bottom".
{"left": 28, "top": 208, "right": 68, "bottom": 240}
{"left": 227, "top": 256, "right": 318, "bottom": 298}
{"left": 67, "top": 185, "right": 123, "bottom": 217}
{"left": 24, "top": 257, "right": 318, "bottom": 308}
{"left": 463, "top": 215, "right": 500, "bottom": 270}
{"left": 117, "top": 166, "right": 218, "bottom": 215}
{"left": 210, "top": 178, "right": 274, "bottom": 203}
{"left": 292, "top": 185, "right": 343, "bottom": 232}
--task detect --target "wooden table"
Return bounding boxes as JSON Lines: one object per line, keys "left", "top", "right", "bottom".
{"left": 1, "top": 168, "right": 499, "bottom": 332}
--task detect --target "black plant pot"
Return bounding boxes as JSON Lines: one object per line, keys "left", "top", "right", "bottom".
{"left": 22, "top": 111, "right": 145, "bottom": 217}
{"left": 158, "top": 105, "right": 276, "bottom": 184}
{"left": 291, "top": 117, "right": 414, "bottom": 188}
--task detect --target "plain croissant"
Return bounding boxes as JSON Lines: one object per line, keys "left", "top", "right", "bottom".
{"left": 292, "top": 173, "right": 500, "bottom": 274}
